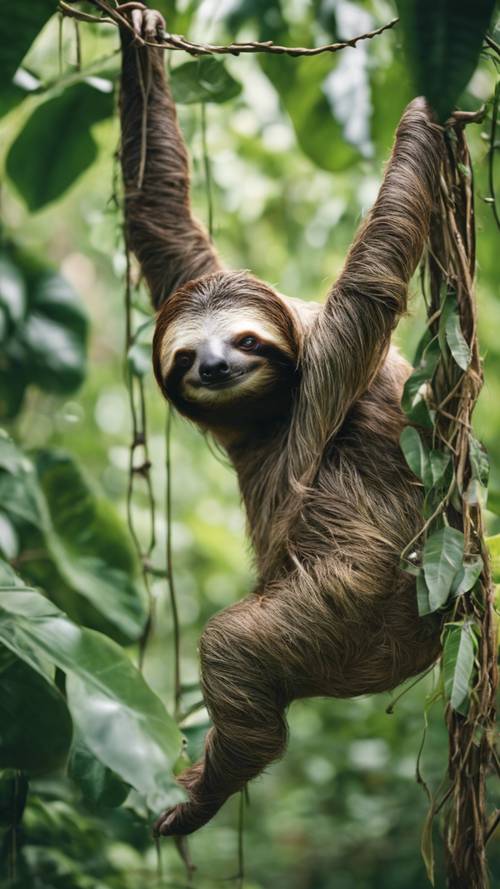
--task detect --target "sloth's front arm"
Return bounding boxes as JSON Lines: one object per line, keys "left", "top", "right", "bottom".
{"left": 288, "top": 100, "right": 443, "bottom": 485}
{"left": 119, "top": 15, "right": 220, "bottom": 308}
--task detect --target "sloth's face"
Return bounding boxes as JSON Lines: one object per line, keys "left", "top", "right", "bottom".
{"left": 153, "top": 272, "right": 301, "bottom": 430}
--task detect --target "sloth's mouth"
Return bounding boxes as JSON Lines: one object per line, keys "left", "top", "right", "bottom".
{"left": 199, "top": 368, "right": 255, "bottom": 391}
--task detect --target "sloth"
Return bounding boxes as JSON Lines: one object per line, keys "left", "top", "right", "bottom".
{"left": 119, "top": 6, "right": 445, "bottom": 837}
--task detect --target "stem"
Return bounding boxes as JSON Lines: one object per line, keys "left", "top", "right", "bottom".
{"left": 200, "top": 103, "right": 213, "bottom": 239}
{"left": 166, "top": 407, "right": 182, "bottom": 720}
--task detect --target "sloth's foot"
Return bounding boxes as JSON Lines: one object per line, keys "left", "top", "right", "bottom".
{"left": 153, "top": 798, "right": 220, "bottom": 837}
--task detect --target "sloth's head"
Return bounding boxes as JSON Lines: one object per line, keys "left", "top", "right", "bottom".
{"left": 153, "top": 271, "right": 303, "bottom": 431}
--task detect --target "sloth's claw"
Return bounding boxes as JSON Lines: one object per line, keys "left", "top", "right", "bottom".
{"left": 153, "top": 803, "right": 190, "bottom": 837}
{"left": 118, "top": 5, "right": 166, "bottom": 43}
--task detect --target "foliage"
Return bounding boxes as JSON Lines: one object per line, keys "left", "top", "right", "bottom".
{"left": 0, "top": 1, "right": 498, "bottom": 888}
{"left": 396, "top": 0, "right": 497, "bottom": 122}
{"left": 0, "top": 243, "right": 88, "bottom": 418}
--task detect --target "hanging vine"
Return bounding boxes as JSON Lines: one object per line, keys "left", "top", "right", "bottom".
{"left": 399, "top": 121, "right": 498, "bottom": 889}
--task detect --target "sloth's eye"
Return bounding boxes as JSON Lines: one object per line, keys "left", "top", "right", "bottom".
{"left": 175, "top": 350, "right": 194, "bottom": 369}
{"left": 238, "top": 335, "right": 258, "bottom": 351}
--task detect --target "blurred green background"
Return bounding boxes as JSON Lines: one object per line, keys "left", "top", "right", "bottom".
{"left": 0, "top": 1, "right": 498, "bottom": 888}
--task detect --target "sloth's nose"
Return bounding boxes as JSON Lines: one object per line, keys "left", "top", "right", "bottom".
{"left": 199, "top": 356, "right": 231, "bottom": 383}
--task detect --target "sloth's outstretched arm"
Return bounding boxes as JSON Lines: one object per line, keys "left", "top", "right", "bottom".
{"left": 120, "top": 16, "right": 220, "bottom": 308}
{"left": 288, "top": 99, "right": 443, "bottom": 484}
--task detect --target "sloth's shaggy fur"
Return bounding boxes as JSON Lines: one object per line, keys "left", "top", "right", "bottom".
{"left": 120, "top": 12, "right": 444, "bottom": 837}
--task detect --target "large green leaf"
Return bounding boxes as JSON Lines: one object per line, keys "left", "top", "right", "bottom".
{"left": 0, "top": 245, "right": 88, "bottom": 418}
{"left": 422, "top": 526, "right": 464, "bottom": 611}
{"left": 30, "top": 450, "right": 147, "bottom": 643}
{"left": 19, "top": 270, "right": 88, "bottom": 394}
{"left": 442, "top": 622, "right": 477, "bottom": 714}
{"left": 0, "top": 651, "right": 72, "bottom": 772}
{"left": 171, "top": 57, "right": 242, "bottom": 104}
{"left": 68, "top": 734, "right": 129, "bottom": 810}
{"left": 6, "top": 79, "right": 114, "bottom": 211}
{"left": 0, "top": 1, "right": 55, "bottom": 86}
{"left": 395, "top": 0, "right": 497, "bottom": 122}
{"left": 261, "top": 54, "right": 359, "bottom": 172}
{"left": 0, "top": 438, "right": 146, "bottom": 644}
{"left": 0, "top": 571, "right": 183, "bottom": 812}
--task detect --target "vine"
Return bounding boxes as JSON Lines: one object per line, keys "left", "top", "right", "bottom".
{"left": 399, "top": 123, "right": 498, "bottom": 889}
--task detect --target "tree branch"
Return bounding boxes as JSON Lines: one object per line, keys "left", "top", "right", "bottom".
{"left": 58, "top": 1, "right": 398, "bottom": 58}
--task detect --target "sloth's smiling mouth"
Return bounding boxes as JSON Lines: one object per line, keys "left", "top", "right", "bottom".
{"left": 192, "top": 367, "right": 258, "bottom": 391}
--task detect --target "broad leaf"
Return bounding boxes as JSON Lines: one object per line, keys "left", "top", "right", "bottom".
{"left": 6, "top": 80, "right": 114, "bottom": 211}
{"left": 416, "top": 572, "right": 431, "bottom": 616}
{"left": 0, "top": 245, "right": 88, "bottom": 418}
{"left": 0, "top": 256, "right": 25, "bottom": 334}
{"left": 0, "top": 433, "right": 40, "bottom": 525}
{"left": 0, "top": 652, "right": 72, "bottom": 772}
{"left": 450, "top": 555, "right": 483, "bottom": 597}
{"left": 400, "top": 427, "right": 429, "bottom": 483}
{"left": 0, "top": 577, "right": 183, "bottom": 812}
{"left": 261, "top": 54, "right": 359, "bottom": 172}
{"left": 68, "top": 734, "right": 129, "bottom": 810}
{"left": 469, "top": 436, "right": 489, "bottom": 488}
{"left": 422, "top": 526, "right": 464, "bottom": 611}
{"left": 402, "top": 335, "right": 440, "bottom": 428}
{"left": 20, "top": 270, "right": 88, "bottom": 394}
{"left": 0, "top": 438, "right": 146, "bottom": 643}
{"left": 395, "top": 0, "right": 497, "bottom": 122}
{"left": 444, "top": 307, "right": 471, "bottom": 371}
{"left": 171, "top": 58, "right": 242, "bottom": 104}
{"left": 428, "top": 450, "right": 450, "bottom": 487}
{"left": 0, "top": 2, "right": 55, "bottom": 86}
{"left": 442, "top": 622, "right": 477, "bottom": 713}
{"left": 32, "top": 450, "right": 147, "bottom": 643}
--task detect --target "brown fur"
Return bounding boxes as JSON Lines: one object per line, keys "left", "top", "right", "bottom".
{"left": 119, "top": 10, "right": 445, "bottom": 837}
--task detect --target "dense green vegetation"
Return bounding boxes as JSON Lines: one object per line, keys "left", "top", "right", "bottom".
{"left": 0, "top": 2, "right": 498, "bottom": 888}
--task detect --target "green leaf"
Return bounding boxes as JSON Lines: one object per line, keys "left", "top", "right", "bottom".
{"left": 450, "top": 555, "right": 483, "bottom": 597}
{"left": 442, "top": 622, "right": 477, "bottom": 713}
{"left": 486, "top": 534, "right": 500, "bottom": 583}
{"left": 171, "top": 58, "right": 242, "bottom": 104}
{"left": 428, "top": 450, "right": 450, "bottom": 487}
{"left": 32, "top": 450, "right": 147, "bottom": 643}
{"left": 400, "top": 427, "right": 429, "bottom": 482}
{"left": 0, "top": 256, "right": 26, "bottom": 332}
{"left": 439, "top": 294, "right": 471, "bottom": 371}
{"left": 0, "top": 433, "right": 40, "bottom": 525}
{"left": 402, "top": 335, "right": 440, "bottom": 427}
{"left": 469, "top": 436, "right": 489, "bottom": 488}
{"left": 0, "top": 652, "right": 73, "bottom": 772}
{"left": 0, "top": 438, "right": 146, "bottom": 643}
{"left": 416, "top": 571, "right": 431, "bottom": 616}
{"left": 423, "top": 527, "right": 465, "bottom": 611}
{"left": 395, "top": 0, "right": 497, "bottom": 122}
{"left": 20, "top": 270, "right": 88, "bottom": 394}
{"left": 261, "top": 54, "right": 360, "bottom": 173}
{"left": 0, "top": 245, "right": 89, "bottom": 417}
{"left": 0, "top": 577, "right": 183, "bottom": 812}
{"left": 6, "top": 80, "right": 114, "bottom": 211}
{"left": 68, "top": 734, "right": 129, "bottom": 810}
{"left": 0, "top": 513, "right": 19, "bottom": 561}
{"left": 0, "top": 1, "right": 55, "bottom": 86}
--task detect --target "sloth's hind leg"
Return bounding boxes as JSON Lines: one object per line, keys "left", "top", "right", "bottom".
{"left": 154, "top": 585, "right": 324, "bottom": 837}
